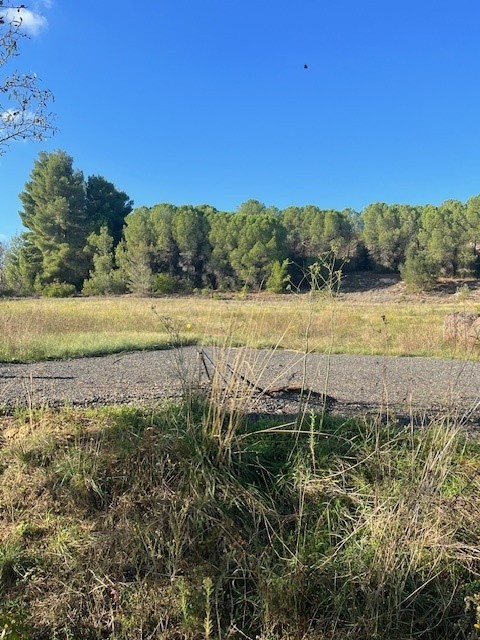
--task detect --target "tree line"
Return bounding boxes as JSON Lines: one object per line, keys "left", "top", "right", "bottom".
{"left": 2, "top": 150, "right": 480, "bottom": 296}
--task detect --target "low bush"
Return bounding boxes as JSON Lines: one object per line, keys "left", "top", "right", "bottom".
{"left": 42, "top": 281, "right": 76, "bottom": 298}
{"left": 82, "top": 271, "right": 126, "bottom": 296}
{"left": 153, "top": 272, "right": 180, "bottom": 294}
{"left": 400, "top": 249, "right": 437, "bottom": 292}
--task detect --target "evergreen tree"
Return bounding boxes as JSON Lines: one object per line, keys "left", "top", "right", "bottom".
{"left": 323, "top": 210, "right": 355, "bottom": 256}
{"left": 115, "top": 207, "right": 154, "bottom": 295}
{"left": 3, "top": 234, "right": 42, "bottom": 294}
{"left": 465, "top": 195, "right": 480, "bottom": 273}
{"left": 207, "top": 212, "right": 237, "bottom": 289}
{"left": 304, "top": 205, "right": 327, "bottom": 256}
{"left": 229, "top": 212, "right": 287, "bottom": 288}
{"left": 19, "top": 150, "right": 88, "bottom": 288}
{"left": 172, "top": 206, "right": 211, "bottom": 285}
{"left": 0, "top": 241, "right": 5, "bottom": 290}
{"left": 236, "top": 199, "right": 267, "bottom": 216}
{"left": 82, "top": 226, "right": 124, "bottom": 295}
{"left": 85, "top": 175, "right": 133, "bottom": 245}
{"left": 419, "top": 201, "right": 472, "bottom": 276}
{"left": 150, "top": 203, "right": 179, "bottom": 275}
{"left": 282, "top": 206, "right": 306, "bottom": 258}
{"left": 362, "top": 202, "right": 422, "bottom": 271}
{"left": 400, "top": 246, "right": 437, "bottom": 292}
{"left": 266, "top": 259, "right": 290, "bottom": 293}
{"left": 281, "top": 205, "right": 357, "bottom": 268}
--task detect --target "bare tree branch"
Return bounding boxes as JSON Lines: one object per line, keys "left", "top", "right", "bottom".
{"left": 0, "top": 2, "right": 55, "bottom": 154}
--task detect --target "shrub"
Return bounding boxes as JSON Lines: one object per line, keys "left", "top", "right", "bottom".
{"left": 153, "top": 273, "right": 180, "bottom": 294}
{"left": 42, "top": 281, "right": 76, "bottom": 298}
{"left": 82, "top": 271, "right": 125, "bottom": 295}
{"left": 400, "top": 249, "right": 437, "bottom": 292}
{"left": 266, "top": 259, "right": 290, "bottom": 293}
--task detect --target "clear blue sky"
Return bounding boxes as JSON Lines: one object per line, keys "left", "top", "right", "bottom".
{"left": 2, "top": 0, "right": 480, "bottom": 242}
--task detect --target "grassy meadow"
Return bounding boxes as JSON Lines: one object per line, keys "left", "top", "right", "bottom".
{"left": 0, "top": 290, "right": 478, "bottom": 362}
{"left": 2, "top": 287, "right": 480, "bottom": 638}
{"left": 1, "top": 403, "right": 480, "bottom": 639}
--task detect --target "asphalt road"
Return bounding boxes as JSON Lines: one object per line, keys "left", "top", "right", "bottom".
{"left": 1, "top": 346, "right": 479, "bottom": 426}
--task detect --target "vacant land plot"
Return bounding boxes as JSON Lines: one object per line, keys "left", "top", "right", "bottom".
{"left": 1, "top": 274, "right": 480, "bottom": 363}
{"left": 3, "top": 275, "right": 480, "bottom": 640}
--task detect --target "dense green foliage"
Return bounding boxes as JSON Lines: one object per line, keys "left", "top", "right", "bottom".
{"left": 4, "top": 149, "right": 480, "bottom": 296}
{"left": 18, "top": 150, "right": 88, "bottom": 288}
{"left": 4, "top": 151, "right": 132, "bottom": 294}
{"left": 107, "top": 194, "right": 480, "bottom": 294}
{"left": 0, "top": 242, "right": 5, "bottom": 290}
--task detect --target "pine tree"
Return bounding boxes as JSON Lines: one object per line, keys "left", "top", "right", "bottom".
{"left": 82, "top": 226, "right": 124, "bottom": 295}
{"left": 86, "top": 175, "right": 133, "bottom": 245}
{"left": 266, "top": 259, "right": 290, "bottom": 293}
{"left": 115, "top": 207, "right": 154, "bottom": 295}
{"left": 19, "top": 150, "right": 88, "bottom": 288}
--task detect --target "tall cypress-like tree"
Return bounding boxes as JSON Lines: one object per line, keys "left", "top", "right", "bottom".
{"left": 19, "top": 150, "right": 88, "bottom": 287}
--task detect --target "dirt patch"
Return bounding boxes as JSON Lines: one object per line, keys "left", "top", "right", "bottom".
{"left": 338, "top": 272, "right": 480, "bottom": 304}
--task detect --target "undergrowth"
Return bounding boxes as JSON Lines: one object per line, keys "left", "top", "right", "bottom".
{"left": 1, "top": 402, "right": 480, "bottom": 639}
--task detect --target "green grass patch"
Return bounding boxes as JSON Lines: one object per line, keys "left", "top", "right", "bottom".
{"left": 1, "top": 402, "right": 480, "bottom": 638}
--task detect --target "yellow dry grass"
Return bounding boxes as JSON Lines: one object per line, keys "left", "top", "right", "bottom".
{"left": 0, "top": 292, "right": 477, "bottom": 361}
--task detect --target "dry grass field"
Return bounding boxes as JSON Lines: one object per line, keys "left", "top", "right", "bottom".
{"left": 0, "top": 273, "right": 479, "bottom": 362}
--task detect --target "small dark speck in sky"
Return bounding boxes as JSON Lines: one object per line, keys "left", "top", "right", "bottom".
{"left": 304, "top": 64, "right": 308, "bottom": 69}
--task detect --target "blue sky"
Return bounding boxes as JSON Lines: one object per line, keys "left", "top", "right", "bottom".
{"left": 2, "top": 0, "right": 480, "bottom": 242}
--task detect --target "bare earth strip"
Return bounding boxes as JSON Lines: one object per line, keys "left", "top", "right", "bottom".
{"left": 1, "top": 347, "right": 480, "bottom": 427}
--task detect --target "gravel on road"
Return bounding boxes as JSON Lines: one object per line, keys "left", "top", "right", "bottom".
{"left": 1, "top": 347, "right": 480, "bottom": 426}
